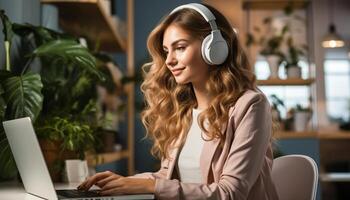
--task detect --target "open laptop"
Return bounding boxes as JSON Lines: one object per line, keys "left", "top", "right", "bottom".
{"left": 3, "top": 117, "right": 155, "bottom": 200}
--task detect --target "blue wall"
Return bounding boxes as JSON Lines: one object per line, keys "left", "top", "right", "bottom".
{"left": 132, "top": 0, "right": 201, "bottom": 173}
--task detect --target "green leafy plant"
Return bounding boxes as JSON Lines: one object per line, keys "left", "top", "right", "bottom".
{"left": 270, "top": 94, "right": 285, "bottom": 111}
{"left": 246, "top": 17, "right": 287, "bottom": 57}
{"left": 246, "top": 2, "right": 308, "bottom": 61}
{"left": 36, "top": 117, "right": 96, "bottom": 159}
{"left": 0, "top": 10, "right": 105, "bottom": 180}
{"left": 294, "top": 104, "right": 312, "bottom": 112}
{"left": 282, "top": 37, "right": 307, "bottom": 69}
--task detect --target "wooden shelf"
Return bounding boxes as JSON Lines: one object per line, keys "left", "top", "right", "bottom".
{"left": 257, "top": 78, "right": 314, "bottom": 86}
{"left": 275, "top": 131, "right": 350, "bottom": 139}
{"left": 86, "top": 150, "right": 130, "bottom": 167}
{"left": 41, "top": 0, "right": 126, "bottom": 52}
{"left": 275, "top": 131, "right": 318, "bottom": 139}
{"left": 243, "top": 0, "right": 309, "bottom": 10}
{"left": 318, "top": 131, "right": 350, "bottom": 139}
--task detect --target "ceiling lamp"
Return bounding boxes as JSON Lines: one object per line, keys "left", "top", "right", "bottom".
{"left": 322, "top": 0, "right": 345, "bottom": 48}
{"left": 322, "top": 24, "right": 345, "bottom": 48}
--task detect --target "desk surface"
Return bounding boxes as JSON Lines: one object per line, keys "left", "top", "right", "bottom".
{"left": 320, "top": 172, "right": 350, "bottom": 182}
{"left": 0, "top": 181, "right": 155, "bottom": 200}
{"left": 0, "top": 182, "right": 78, "bottom": 200}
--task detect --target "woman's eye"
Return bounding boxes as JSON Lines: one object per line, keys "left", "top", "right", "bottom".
{"left": 176, "top": 46, "right": 185, "bottom": 51}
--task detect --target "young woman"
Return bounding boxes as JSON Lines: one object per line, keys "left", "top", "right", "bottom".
{"left": 78, "top": 3, "right": 279, "bottom": 200}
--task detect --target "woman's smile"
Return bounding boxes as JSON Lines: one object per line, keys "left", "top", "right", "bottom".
{"left": 171, "top": 67, "right": 186, "bottom": 76}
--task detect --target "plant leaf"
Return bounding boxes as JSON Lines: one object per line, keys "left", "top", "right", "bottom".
{"left": 0, "top": 10, "right": 14, "bottom": 42}
{"left": 3, "top": 72, "right": 43, "bottom": 121}
{"left": 0, "top": 129, "right": 17, "bottom": 180}
{"left": 0, "top": 84, "right": 6, "bottom": 121}
{"left": 33, "top": 40, "right": 104, "bottom": 80}
{"left": 12, "top": 23, "right": 74, "bottom": 45}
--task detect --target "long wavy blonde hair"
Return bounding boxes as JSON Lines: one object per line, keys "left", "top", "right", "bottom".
{"left": 141, "top": 4, "right": 256, "bottom": 159}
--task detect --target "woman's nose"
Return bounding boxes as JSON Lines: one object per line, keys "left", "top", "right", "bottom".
{"left": 165, "top": 51, "right": 177, "bottom": 67}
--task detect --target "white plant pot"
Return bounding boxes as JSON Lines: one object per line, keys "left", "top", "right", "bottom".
{"left": 294, "top": 111, "right": 311, "bottom": 132}
{"left": 286, "top": 66, "right": 302, "bottom": 78}
{"left": 266, "top": 55, "right": 280, "bottom": 79}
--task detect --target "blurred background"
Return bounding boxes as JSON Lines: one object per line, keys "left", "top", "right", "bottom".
{"left": 0, "top": 0, "right": 350, "bottom": 199}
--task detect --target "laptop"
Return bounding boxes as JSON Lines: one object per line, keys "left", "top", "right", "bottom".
{"left": 3, "top": 117, "right": 155, "bottom": 200}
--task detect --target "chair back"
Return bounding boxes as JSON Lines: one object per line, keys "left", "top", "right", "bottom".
{"left": 272, "top": 155, "right": 318, "bottom": 200}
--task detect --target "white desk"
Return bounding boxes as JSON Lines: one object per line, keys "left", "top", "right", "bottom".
{"left": 0, "top": 182, "right": 79, "bottom": 200}
{"left": 0, "top": 182, "right": 155, "bottom": 200}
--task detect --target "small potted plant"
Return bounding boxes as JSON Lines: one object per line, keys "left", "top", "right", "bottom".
{"left": 293, "top": 104, "right": 312, "bottom": 132}
{"left": 270, "top": 94, "right": 286, "bottom": 131}
{"left": 246, "top": 17, "right": 287, "bottom": 79}
{"left": 282, "top": 37, "right": 307, "bottom": 79}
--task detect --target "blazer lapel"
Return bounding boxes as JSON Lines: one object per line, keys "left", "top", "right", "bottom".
{"left": 200, "top": 106, "right": 236, "bottom": 183}
{"left": 166, "top": 133, "right": 185, "bottom": 179}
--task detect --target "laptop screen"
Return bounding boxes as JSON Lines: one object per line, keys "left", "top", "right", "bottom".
{"left": 3, "top": 117, "right": 58, "bottom": 200}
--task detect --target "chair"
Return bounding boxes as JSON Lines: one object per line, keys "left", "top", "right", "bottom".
{"left": 271, "top": 155, "right": 318, "bottom": 200}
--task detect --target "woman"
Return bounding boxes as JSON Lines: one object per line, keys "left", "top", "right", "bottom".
{"left": 78, "top": 3, "right": 279, "bottom": 200}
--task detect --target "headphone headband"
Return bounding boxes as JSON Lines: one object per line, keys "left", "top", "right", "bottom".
{"left": 170, "top": 3, "right": 218, "bottom": 30}
{"left": 169, "top": 3, "right": 229, "bottom": 65}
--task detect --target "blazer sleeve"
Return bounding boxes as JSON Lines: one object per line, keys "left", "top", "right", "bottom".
{"left": 154, "top": 93, "right": 272, "bottom": 200}
{"left": 129, "top": 158, "right": 169, "bottom": 179}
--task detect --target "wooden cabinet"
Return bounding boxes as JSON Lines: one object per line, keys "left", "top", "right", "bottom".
{"left": 41, "top": 0, "right": 135, "bottom": 175}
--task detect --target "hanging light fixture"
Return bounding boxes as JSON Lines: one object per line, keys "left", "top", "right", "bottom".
{"left": 322, "top": 0, "right": 345, "bottom": 48}
{"left": 322, "top": 24, "right": 345, "bottom": 48}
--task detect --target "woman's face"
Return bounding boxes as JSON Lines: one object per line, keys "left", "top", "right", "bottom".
{"left": 162, "top": 24, "right": 210, "bottom": 85}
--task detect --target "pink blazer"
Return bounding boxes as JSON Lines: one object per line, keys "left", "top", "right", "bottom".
{"left": 133, "top": 90, "right": 279, "bottom": 200}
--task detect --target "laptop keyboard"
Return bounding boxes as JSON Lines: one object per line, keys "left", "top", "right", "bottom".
{"left": 56, "top": 189, "right": 102, "bottom": 198}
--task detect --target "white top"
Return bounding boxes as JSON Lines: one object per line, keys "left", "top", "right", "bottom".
{"left": 178, "top": 108, "right": 205, "bottom": 183}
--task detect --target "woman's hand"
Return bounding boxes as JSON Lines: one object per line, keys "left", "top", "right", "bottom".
{"left": 78, "top": 171, "right": 123, "bottom": 191}
{"left": 98, "top": 177, "right": 155, "bottom": 195}
{"left": 77, "top": 171, "right": 155, "bottom": 195}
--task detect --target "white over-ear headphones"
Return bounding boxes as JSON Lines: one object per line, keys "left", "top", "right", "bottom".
{"left": 170, "top": 3, "right": 229, "bottom": 65}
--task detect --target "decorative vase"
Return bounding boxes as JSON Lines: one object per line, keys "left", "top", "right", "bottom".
{"left": 293, "top": 111, "right": 311, "bottom": 132}
{"left": 266, "top": 55, "right": 280, "bottom": 79}
{"left": 286, "top": 66, "right": 302, "bottom": 78}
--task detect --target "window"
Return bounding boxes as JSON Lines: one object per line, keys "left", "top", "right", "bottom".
{"left": 255, "top": 58, "right": 310, "bottom": 119}
{"left": 324, "top": 59, "right": 350, "bottom": 122}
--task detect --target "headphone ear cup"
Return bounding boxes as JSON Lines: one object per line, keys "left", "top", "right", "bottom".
{"left": 201, "top": 32, "right": 229, "bottom": 65}
{"left": 201, "top": 35, "right": 213, "bottom": 65}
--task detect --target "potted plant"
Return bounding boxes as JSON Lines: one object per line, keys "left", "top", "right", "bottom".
{"left": 0, "top": 10, "right": 106, "bottom": 181}
{"left": 293, "top": 104, "right": 312, "bottom": 132}
{"left": 270, "top": 94, "right": 285, "bottom": 123}
{"left": 282, "top": 37, "right": 307, "bottom": 78}
{"left": 246, "top": 17, "right": 287, "bottom": 79}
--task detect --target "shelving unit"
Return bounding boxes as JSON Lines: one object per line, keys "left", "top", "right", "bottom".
{"left": 243, "top": 0, "right": 316, "bottom": 132}
{"left": 41, "top": 0, "right": 126, "bottom": 52}
{"left": 41, "top": 0, "right": 135, "bottom": 175}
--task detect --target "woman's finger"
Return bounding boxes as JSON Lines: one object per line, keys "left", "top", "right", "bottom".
{"left": 96, "top": 174, "right": 123, "bottom": 188}
{"left": 78, "top": 171, "right": 114, "bottom": 190}
{"left": 102, "top": 178, "right": 125, "bottom": 191}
